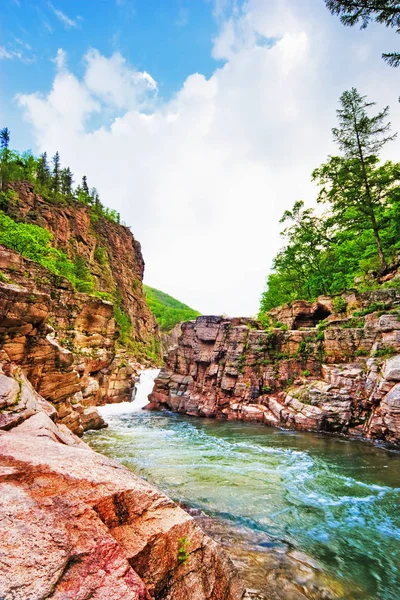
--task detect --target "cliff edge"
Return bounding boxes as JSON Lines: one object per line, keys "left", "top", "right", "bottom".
{"left": 149, "top": 291, "right": 400, "bottom": 446}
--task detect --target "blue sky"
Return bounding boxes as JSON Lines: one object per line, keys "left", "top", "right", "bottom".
{"left": 1, "top": 1, "right": 399, "bottom": 315}
{"left": 1, "top": 0, "right": 221, "bottom": 150}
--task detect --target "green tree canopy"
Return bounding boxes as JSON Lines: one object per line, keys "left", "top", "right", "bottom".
{"left": 260, "top": 89, "right": 400, "bottom": 314}
{"left": 324, "top": 1, "right": 400, "bottom": 66}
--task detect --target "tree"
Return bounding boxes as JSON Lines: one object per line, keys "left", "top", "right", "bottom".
{"left": 52, "top": 151, "right": 61, "bottom": 194}
{"left": 314, "top": 88, "right": 397, "bottom": 273}
{"left": 60, "top": 167, "right": 73, "bottom": 196}
{"left": 0, "top": 127, "right": 10, "bottom": 150}
{"left": 82, "top": 175, "right": 89, "bottom": 195}
{"left": 36, "top": 152, "right": 51, "bottom": 187}
{"left": 324, "top": 1, "right": 400, "bottom": 66}
{"left": 0, "top": 127, "right": 10, "bottom": 191}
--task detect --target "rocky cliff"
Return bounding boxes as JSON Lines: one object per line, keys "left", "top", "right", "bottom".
{"left": 0, "top": 244, "right": 145, "bottom": 434}
{"left": 6, "top": 181, "right": 158, "bottom": 348}
{"left": 149, "top": 290, "right": 400, "bottom": 445}
{"left": 0, "top": 367, "right": 244, "bottom": 600}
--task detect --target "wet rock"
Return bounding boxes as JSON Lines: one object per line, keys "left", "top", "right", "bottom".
{"left": 148, "top": 312, "right": 400, "bottom": 445}
{"left": 0, "top": 413, "right": 244, "bottom": 600}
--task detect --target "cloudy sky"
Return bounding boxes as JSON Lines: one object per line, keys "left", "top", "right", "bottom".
{"left": 1, "top": 0, "right": 399, "bottom": 316}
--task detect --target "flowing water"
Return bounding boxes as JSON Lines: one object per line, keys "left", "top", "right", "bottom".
{"left": 86, "top": 369, "right": 400, "bottom": 600}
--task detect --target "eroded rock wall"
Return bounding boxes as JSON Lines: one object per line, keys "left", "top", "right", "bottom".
{"left": 0, "top": 245, "right": 143, "bottom": 435}
{"left": 7, "top": 181, "right": 158, "bottom": 346}
{"left": 0, "top": 369, "right": 244, "bottom": 600}
{"left": 149, "top": 292, "right": 400, "bottom": 445}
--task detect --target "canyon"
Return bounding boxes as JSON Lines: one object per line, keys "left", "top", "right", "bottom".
{"left": 0, "top": 184, "right": 244, "bottom": 599}
{"left": 1, "top": 180, "right": 400, "bottom": 600}
{"left": 149, "top": 291, "right": 400, "bottom": 446}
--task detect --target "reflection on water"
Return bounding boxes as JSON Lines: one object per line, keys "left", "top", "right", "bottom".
{"left": 85, "top": 369, "right": 400, "bottom": 600}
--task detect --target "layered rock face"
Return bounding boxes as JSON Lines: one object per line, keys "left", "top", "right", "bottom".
{"left": 149, "top": 291, "right": 400, "bottom": 445}
{"left": 0, "top": 245, "right": 142, "bottom": 435}
{"left": 7, "top": 181, "right": 158, "bottom": 346}
{"left": 0, "top": 369, "right": 244, "bottom": 600}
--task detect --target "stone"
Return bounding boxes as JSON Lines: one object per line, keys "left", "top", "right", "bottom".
{"left": 383, "top": 356, "right": 400, "bottom": 381}
{"left": 147, "top": 312, "right": 400, "bottom": 445}
{"left": 0, "top": 416, "right": 244, "bottom": 600}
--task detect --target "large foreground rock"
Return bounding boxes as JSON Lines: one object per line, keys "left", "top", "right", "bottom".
{"left": 0, "top": 413, "right": 244, "bottom": 600}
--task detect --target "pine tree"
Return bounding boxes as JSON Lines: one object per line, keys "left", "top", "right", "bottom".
{"left": 52, "top": 151, "right": 61, "bottom": 194}
{"left": 313, "top": 88, "right": 397, "bottom": 274}
{"left": 60, "top": 167, "right": 73, "bottom": 196}
{"left": 82, "top": 175, "right": 89, "bottom": 195}
{"left": 36, "top": 152, "right": 51, "bottom": 187}
{"left": 0, "top": 128, "right": 10, "bottom": 150}
{"left": 324, "top": 1, "right": 400, "bottom": 66}
{"left": 0, "top": 127, "right": 10, "bottom": 192}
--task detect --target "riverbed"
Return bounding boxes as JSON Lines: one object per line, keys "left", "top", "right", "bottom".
{"left": 85, "top": 369, "right": 400, "bottom": 600}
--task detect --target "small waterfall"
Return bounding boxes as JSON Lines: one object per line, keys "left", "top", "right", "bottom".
{"left": 98, "top": 368, "right": 160, "bottom": 417}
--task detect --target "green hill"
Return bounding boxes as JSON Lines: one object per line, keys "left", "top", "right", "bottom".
{"left": 144, "top": 285, "right": 201, "bottom": 331}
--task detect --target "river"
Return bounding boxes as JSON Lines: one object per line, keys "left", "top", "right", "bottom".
{"left": 85, "top": 369, "right": 400, "bottom": 600}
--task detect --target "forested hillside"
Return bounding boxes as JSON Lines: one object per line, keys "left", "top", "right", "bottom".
{"left": 144, "top": 285, "right": 201, "bottom": 331}
{"left": 260, "top": 88, "right": 400, "bottom": 314}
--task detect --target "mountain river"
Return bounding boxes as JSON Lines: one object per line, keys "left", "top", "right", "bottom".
{"left": 85, "top": 369, "right": 400, "bottom": 600}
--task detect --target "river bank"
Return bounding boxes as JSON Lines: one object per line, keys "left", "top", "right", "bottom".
{"left": 87, "top": 369, "right": 400, "bottom": 600}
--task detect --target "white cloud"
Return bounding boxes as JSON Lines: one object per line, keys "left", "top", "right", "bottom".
{"left": 17, "top": 0, "right": 400, "bottom": 316}
{"left": 48, "top": 2, "right": 79, "bottom": 29}
{"left": 0, "top": 44, "right": 34, "bottom": 63}
{"left": 84, "top": 49, "right": 157, "bottom": 110}
{"left": 0, "top": 47, "right": 13, "bottom": 60}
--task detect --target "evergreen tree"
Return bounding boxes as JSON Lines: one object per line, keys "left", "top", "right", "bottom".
{"left": 324, "top": 1, "right": 400, "bottom": 66}
{"left": 36, "top": 152, "right": 51, "bottom": 187}
{"left": 0, "top": 127, "right": 11, "bottom": 191}
{"left": 313, "top": 88, "right": 397, "bottom": 273}
{"left": 52, "top": 151, "right": 61, "bottom": 194}
{"left": 0, "top": 127, "right": 10, "bottom": 150}
{"left": 60, "top": 167, "right": 73, "bottom": 196}
{"left": 82, "top": 175, "right": 89, "bottom": 195}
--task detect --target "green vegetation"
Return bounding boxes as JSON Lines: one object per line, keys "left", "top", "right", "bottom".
{"left": 177, "top": 537, "right": 190, "bottom": 564}
{"left": 144, "top": 285, "right": 200, "bottom": 331}
{"left": 0, "top": 210, "right": 94, "bottom": 292}
{"left": 260, "top": 89, "right": 400, "bottom": 314}
{"left": 0, "top": 128, "right": 121, "bottom": 224}
{"left": 373, "top": 345, "right": 397, "bottom": 358}
{"left": 324, "top": 1, "right": 400, "bottom": 67}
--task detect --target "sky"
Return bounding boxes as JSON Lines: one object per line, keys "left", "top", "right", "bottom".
{"left": 1, "top": 0, "right": 399, "bottom": 316}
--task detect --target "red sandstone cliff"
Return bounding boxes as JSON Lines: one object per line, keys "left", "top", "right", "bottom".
{"left": 0, "top": 245, "right": 144, "bottom": 435}
{"left": 7, "top": 181, "right": 158, "bottom": 347}
{"left": 149, "top": 292, "right": 400, "bottom": 445}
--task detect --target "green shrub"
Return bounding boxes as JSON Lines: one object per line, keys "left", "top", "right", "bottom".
{"left": 114, "top": 306, "right": 132, "bottom": 345}
{"left": 257, "top": 312, "right": 271, "bottom": 330}
{"left": 353, "top": 302, "right": 387, "bottom": 317}
{"left": 178, "top": 537, "right": 190, "bottom": 564}
{"left": 94, "top": 290, "right": 113, "bottom": 302}
{"left": 355, "top": 349, "right": 369, "bottom": 357}
{"left": 0, "top": 211, "right": 93, "bottom": 292}
{"left": 332, "top": 296, "right": 347, "bottom": 313}
{"left": 341, "top": 319, "right": 364, "bottom": 329}
{"left": 302, "top": 369, "right": 311, "bottom": 377}
{"left": 262, "top": 385, "right": 272, "bottom": 394}
{"left": 373, "top": 345, "right": 397, "bottom": 358}
{"left": 94, "top": 245, "right": 108, "bottom": 266}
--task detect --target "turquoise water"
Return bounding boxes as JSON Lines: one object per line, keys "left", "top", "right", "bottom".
{"left": 86, "top": 370, "right": 400, "bottom": 600}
